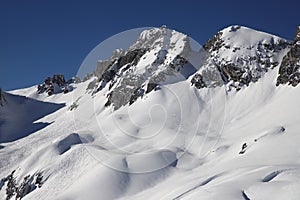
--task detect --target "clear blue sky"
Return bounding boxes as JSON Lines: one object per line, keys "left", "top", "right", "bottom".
{"left": 1, "top": 0, "right": 299, "bottom": 90}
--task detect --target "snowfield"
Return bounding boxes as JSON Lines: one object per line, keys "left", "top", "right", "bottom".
{"left": 1, "top": 26, "right": 300, "bottom": 200}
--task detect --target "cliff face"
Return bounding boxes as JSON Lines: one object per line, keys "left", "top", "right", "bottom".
{"left": 277, "top": 26, "right": 300, "bottom": 86}
{"left": 85, "top": 26, "right": 194, "bottom": 110}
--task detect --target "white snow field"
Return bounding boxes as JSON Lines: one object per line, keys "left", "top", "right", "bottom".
{"left": 0, "top": 26, "right": 300, "bottom": 200}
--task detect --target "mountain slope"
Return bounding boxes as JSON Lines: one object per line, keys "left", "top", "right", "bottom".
{"left": 0, "top": 92, "right": 65, "bottom": 143}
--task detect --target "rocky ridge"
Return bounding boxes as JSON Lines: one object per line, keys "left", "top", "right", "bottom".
{"left": 191, "top": 25, "right": 291, "bottom": 91}
{"left": 37, "top": 75, "right": 79, "bottom": 96}
{"left": 277, "top": 26, "right": 300, "bottom": 86}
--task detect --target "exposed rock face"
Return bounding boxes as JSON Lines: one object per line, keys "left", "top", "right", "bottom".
{"left": 91, "top": 49, "right": 125, "bottom": 80}
{"left": 86, "top": 26, "right": 195, "bottom": 110}
{"left": 37, "top": 74, "right": 73, "bottom": 95}
{"left": 146, "top": 83, "right": 159, "bottom": 94}
{"left": 1, "top": 170, "right": 44, "bottom": 200}
{"left": 191, "top": 74, "right": 206, "bottom": 89}
{"left": 277, "top": 27, "right": 300, "bottom": 86}
{"left": 203, "top": 30, "right": 224, "bottom": 52}
{"left": 191, "top": 25, "right": 290, "bottom": 91}
{"left": 118, "top": 48, "right": 147, "bottom": 67}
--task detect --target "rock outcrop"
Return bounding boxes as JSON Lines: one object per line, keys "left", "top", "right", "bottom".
{"left": 1, "top": 170, "right": 44, "bottom": 200}
{"left": 191, "top": 25, "right": 290, "bottom": 90}
{"left": 277, "top": 26, "right": 300, "bottom": 86}
{"left": 86, "top": 26, "right": 195, "bottom": 110}
{"left": 37, "top": 74, "right": 73, "bottom": 95}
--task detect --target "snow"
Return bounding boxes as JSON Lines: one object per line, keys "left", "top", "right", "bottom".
{"left": 1, "top": 26, "right": 300, "bottom": 200}
{"left": 0, "top": 92, "right": 65, "bottom": 143}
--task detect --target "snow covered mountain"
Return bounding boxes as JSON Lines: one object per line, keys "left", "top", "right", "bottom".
{"left": 191, "top": 25, "right": 290, "bottom": 90}
{"left": 1, "top": 25, "right": 300, "bottom": 200}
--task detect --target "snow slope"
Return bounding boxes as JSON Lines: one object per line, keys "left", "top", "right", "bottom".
{"left": 0, "top": 26, "right": 300, "bottom": 200}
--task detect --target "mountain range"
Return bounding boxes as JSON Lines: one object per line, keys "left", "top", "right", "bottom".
{"left": 0, "top": 25, "right": 300, "bottom": 200}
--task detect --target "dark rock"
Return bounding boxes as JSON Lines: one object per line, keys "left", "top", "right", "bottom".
{"left": 191, "top": 74, "right": 206, "bottom": 89}
{"left": 102, "top": 70, "right": 117, "bottom": 83}
{"left": 44, "top": 77, "right": 52, "bottom": 85}
{"left": 239, "top": 143, "right": 247, "bottom": 154}
{"left": 63, "top": 87, "right": 69, "bottom": 94}
{"left": 2, "top": 170, "right": 45, "bottom": 200}
{"left": 47, "top": 85, "right": 54, "bottom": 96}
{"left": 146, "top": 83, "right": 159, "bottom": 93}
{"left": 104, "top": 92, "right": 113, "bottom": 107}
{"left": 169, "top": 55, "right": 188, "bottom": 71}
{"left": 52, "top": 74, "right": 66, "bottom": 86}
{"left": 242, "top": 190, "right": 251, "bottom": 200}
{"left": 277, "top": 27, "right": 300, "bottom": 86}
{"left": 5, "top": 170, "right": 17, "bottom": 200}
{"left": 37, "top": 74, "right": 70, "bottom": 96}
{"left": 117, "top": 48, "right": 147, "bottom": 67}
{"left": 68, "top": 102, "right": 78, "bottom": 111}
{"left": 203, "top": 31, "right": 224, "bottom": 52}
{"left": 193, "top": 27, "right": 290, "bottom": 91}
{"left": 129, "top": 87, "right": 145, "bottom": 105}
{"left": 229, "top": 25, "right": 241, "bottom": 32}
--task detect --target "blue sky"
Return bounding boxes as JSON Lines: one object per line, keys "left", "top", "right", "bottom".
{"left": 1, "top": 0, "right": 299, "bottom": 90}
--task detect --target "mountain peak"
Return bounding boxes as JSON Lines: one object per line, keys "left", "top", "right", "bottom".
{"left": 193, "top": 25, "right": 291, "bottom": 90}
{"left": 127, "top": 26, "right": 188, "bottom": 53}
{"left": 218, "top": 25, "right": 288, "bottom": 47}
{"left": 84, "top": 27, "right": 195, "bottom": 110}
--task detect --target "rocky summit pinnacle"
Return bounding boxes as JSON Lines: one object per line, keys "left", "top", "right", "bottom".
{"left": 85, "top": 26, "right": 196, "bottom": 110}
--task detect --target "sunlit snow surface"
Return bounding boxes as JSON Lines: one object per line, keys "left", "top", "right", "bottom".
{"left": 1, "top": 26, "right": 300, "bottom": 200}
